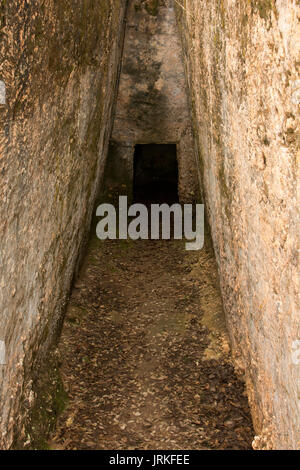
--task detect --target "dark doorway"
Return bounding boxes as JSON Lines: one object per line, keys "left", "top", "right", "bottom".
{"left": 133, "top": 144, "right": 178, "bottom": 203}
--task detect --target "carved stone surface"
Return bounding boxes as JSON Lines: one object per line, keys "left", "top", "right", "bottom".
{"left": 175, "top": 0, "right": 300, "bottom": 450}
{"left": 0, "top": 0, "right": 127, "bottom": 448}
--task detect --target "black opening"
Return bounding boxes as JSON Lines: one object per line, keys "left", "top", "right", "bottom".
{"left": 133, "top": 144, "right": 178, "bottom": 204}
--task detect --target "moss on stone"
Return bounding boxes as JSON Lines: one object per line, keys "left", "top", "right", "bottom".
{"left": 218, "top": 161, "right": 233, "bottom": 220}
{"left": 145, "top": 0, "right": 160, "bottom": 16}
{"left": 219, "top": 0, "right": 226, "bottom": 30}
{"left": 13, "top": 349, "right": 68, "bottom": 450}
{"left": 134, "top": 3, "right": 143, "bottom": 13}
{"left": 251, "top": 0, "right": 277, "bottom": 21}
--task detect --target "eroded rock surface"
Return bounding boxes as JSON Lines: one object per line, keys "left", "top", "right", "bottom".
{"left": 0, "top": 0, "right": 127, "bottom": 449}
{"left": 175, "top": 0, "right": 300, "bottom": 450}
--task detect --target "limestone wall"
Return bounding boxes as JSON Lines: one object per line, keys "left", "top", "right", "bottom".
{"left": 175, "top": 0, "right": 300, "bottom": 449}
{"left": 0, "top": 0, "right": 127, "bottom": 448}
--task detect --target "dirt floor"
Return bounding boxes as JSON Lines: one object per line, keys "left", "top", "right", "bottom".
{"left": 49, "top": 231, "right": 254, "bottom": 450}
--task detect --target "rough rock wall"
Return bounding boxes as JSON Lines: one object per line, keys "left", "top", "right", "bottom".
{"left": 109, "top": 0, "right": 199, "bottom": 202}
{"left": 175, "top": 0, "right": 300, "bottom": 449}
{"left": 0, "top": 0, "right": 127, "bottom": 449}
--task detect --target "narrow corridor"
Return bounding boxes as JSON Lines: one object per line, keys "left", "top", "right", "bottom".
{"left": 1, "top": 0, "right": 299, "bottom": 451}
{"left": 49, "top": 233, "right": 254, "bottom": 450}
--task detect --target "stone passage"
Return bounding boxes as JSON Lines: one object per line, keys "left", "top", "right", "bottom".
{"left": 1, "top": 0, "right": 299, "bottom": 451}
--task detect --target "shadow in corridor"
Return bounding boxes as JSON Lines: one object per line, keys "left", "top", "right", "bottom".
{"left": 133, "top": 144, "right": 179, "bottom": 204}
